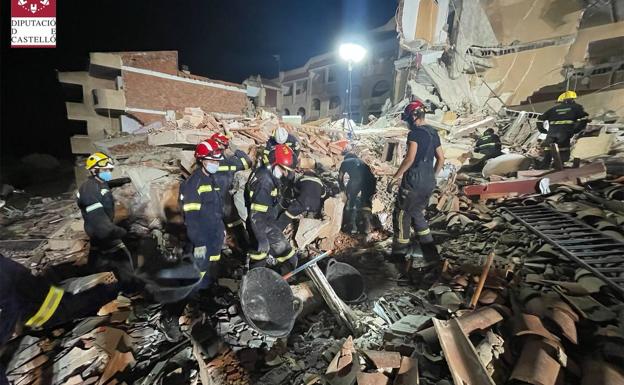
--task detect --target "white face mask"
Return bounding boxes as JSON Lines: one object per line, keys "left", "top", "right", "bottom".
{"left": 203, "top": 161, "right": 219, "bottom": 174}
{"left": 272, "top": 166, "right": 283, "bottom": 179}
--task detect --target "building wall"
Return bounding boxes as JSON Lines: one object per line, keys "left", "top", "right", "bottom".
{"left": 118, "top": 51, "right": 179, "bottom": 74}
{"left": 122, "top": 71, "right": 247, "bottom": 124}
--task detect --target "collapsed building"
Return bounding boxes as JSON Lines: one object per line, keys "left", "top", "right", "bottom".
{"left": 2, "top": 1, "right": 624, "bottom": 385}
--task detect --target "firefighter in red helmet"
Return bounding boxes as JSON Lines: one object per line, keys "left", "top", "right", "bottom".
{"left": 179, "top": 140, "right": 226, "bottom": 288}
{"left": 245, "top": 144, "right": 298, "bottom": 273}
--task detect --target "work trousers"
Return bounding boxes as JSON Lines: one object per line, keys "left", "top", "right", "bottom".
{"left": 89, "top": 238, "right": 136, "bottom": 289}
{"left": 192, "top": 228, "right": 225, "bottom": 290}
{"left": 392, "top": 164, "right": 435, "bottom": 254}
{"left": 542, "top": 130, "right": 573, "bottom": 166}
{"left": 248, "top": 217, "right": 298, "bottom": 274}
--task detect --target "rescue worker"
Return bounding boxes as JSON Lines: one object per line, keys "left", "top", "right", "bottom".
{"left": 246, "top": 144, "right": 298, "bottom": 274}
{"left": 539, "top": 91, "right": 589, "bottom": 167}
{"left": 390, "top": 101, "right": 445, "bottom": 282}
{"left": 77, "top": 152, "right": 134, "bottom": 285}
{"left": 1, "top": 254, "right": 117, "bottom": 383}
{"left": 338, "top": 153, "right": 377, "bottom": 233}
{"left": 474, "top": 128, "right": 502, "bottom": 159}
{"left": 276, "top": 167, "right": 326, "bottom": 231}
{"left": 210, "top": 132, "right": 253, "bottom": 254}
{"left": 263, "top": 126, "right": 301, "bottom": 167}
{"left": 179, "top": 140, "right": 225, "bottom": 288}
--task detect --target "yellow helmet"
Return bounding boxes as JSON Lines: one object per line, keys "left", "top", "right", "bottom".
{"left": 85, "top": 152, "right": 114, "bottom": 170}
{"left": 557, "top": 91, "right": 577, "bottom": 102}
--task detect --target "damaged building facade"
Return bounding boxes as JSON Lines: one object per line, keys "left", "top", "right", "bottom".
{"left": 58, "top": 50, "right": 248, "bottom": 155}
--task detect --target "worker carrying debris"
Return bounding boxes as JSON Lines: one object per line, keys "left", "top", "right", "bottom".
{"left": 390, "top": 100, "right": 445, "bottom": 283}
{"left": 179, "top": 140, "right": 225, "bottom": 288}
{"left": 276, "top": 166, "right": 326, "bottom": 231}
{"left": 210, "top": 132, "right": 253, "bottom": 254}
{"left": 339, "top": 152, "right": 377, "bottom": 234}
{"left": 539, "top": 91, "right": 589, "bottom": 167}
{"left": 0, "top": 254, "right": 118, "bottom": 382}
{"left": 77, "top": 152, "right": 135, "bottom": 286}
{"left": 245, "top": 144, "right": 298, "bottom": 273}
{"left": 263, "top": 126, "right": 301, "bottom": 167}
{"left": 474, "top": 128, "right": 502, "bottom": 159}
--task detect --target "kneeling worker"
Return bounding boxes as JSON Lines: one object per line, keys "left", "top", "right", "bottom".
{"left": 276, "top": 166, "right": 326, "bottom": 231}
{"left": 246, "top": 144, "right": 298, "bottom": 273}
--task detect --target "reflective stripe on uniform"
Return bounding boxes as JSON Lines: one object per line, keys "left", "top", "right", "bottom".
{"left": 300, "top": 177, "right": 323, "bottom": 186}
{"left": 551, "top": 120, "right": 574, "bottom": 125}
{"left": 249, "top": 251, "right": 267, "bottom": 260}
{"left": 76, "top": 192, "right": 80, "bottom": 199}
{"left": 263, "top": 155, "right": 269, "bottom": 164}
{"left": 226, "top": 219, "right": 244, "bottom": 228}
{"left": 396, "top": 238, "right": 410, "bottom": 244}
{"left": 86, "top": 202, "right": 104, "bottom": 213}
{"left": 197, "top": 185, "right": 213, "bottom": 194}
{"left": 240, "top": 157, "right": 249, "bottom": 170}
{"left": 100, "top": 189, "right": 109, "bottom": 196}
{"left": 361, "top": 207, "right": 372, "bottom": 212}
{"left": 271, "top": 189, "right": 278, "bottom": 197}
{"left": 218, "top": 165, "right": 230, "bottom": 171}
{"left": 478, "top": 143, "right": 497, "bottom": 147}
{"left": 251, "top": 203, "right": 269, "bottom": 212}
{"left": 183, "top": 203, "right": 202, "bottom": 211}
{"left": 417, "top": 228, "right": 431, "bottom": 236}
{"left": 276, "top": 249, "right": 296, "bottom": 263}
{"left": 285, "top": 211, "right": 298, "bottom": 219}
{"left": 209, "top": 254, "right": 221, "bottom": 262}
{"left": 25, "top": 286, "right": 64, "bottom": 328}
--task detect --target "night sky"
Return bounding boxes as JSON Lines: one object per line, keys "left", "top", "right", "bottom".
{"left": 1, "top": 0, "right": 396, "bottom": 165}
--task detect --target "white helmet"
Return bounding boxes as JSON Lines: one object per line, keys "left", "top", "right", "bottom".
{"left": 274, "top": 126, "right": 289, "bottom": 144}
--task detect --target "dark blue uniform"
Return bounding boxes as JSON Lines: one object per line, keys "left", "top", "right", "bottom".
{"left": 540, "top": 100, "right": 589, "bottom": 165}
{"left": 179, "top": 169, "right": 224, "bottom": 287}
{"left": 277, "top": 171, "right": 325, "bottom": 230}
{"left": 245, "top": 166, "right": 297, "bottom": 273}
{"left": 392, "top": 124, "right": 440, "bottom": 260}
{"left": 77, "top": 176, "right": 133, "bottom": 283}
{"left": 263, "top": 134, "right": 301, "bottom": 167}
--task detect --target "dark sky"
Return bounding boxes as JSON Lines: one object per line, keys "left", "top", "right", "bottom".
{"left": 1, "top": 0, "right": 396, "bottom": 164}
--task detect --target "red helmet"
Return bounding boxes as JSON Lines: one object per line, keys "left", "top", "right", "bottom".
{"left": 210, "top": 133, "right": 229, "bottom": 149}
{"left": 272, "top": 144, "right": 294, "bottom": 170}
{"left": 194, "top": 139, "right": 223, "bottom": 161}
{"left": 401, "top": 100, "right": 426, "bottom": 121}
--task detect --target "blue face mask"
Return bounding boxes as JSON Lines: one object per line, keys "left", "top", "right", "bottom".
{"left": 204, "top": 163, "right": 219, "bottom": 174}
{"left": 99, "top": 171, "right": 113, "bottom": 182}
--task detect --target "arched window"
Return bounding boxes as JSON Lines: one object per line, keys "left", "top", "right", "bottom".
{"left": 371, "top": 80, "right": 390, "bottom": 97}
{"left": 284, "top": 108, "right": 290, "bottom": 115}
{"left": 329, "top": 96, "right": 341, "bottom": 110}
{"left": 312, "top": 98, "right": 321, "bottom": 111}
{"left": 297, "top": 107, "right": 306, "bottom": 117}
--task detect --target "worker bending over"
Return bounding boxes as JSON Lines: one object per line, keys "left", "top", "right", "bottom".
{"left": 276, "top": 166, "right": 326, "bottom": 231}
{"left": 263, "top": 126, "right": 300, "bottom": 167}
{"left": 475, "top": 128, "right": 502, "bottom": 159}
{"left": 246, "top": 144, "right": 298, "bottom": 274}
{"left": 539, "top": 91, "right": 589, "bottom": 167}
{"left": 179, "top": 140, "right": 225, "bottom": 289}
{"left": 391, "top": 101, "right": 445, "bottom": 282}
{"left": 77, "top": 153, "right": 134, "bottom": 285}
{"left": 338, "top": 153, "right": 377, "bottom": 233}
{"left": 210, "top": 133, "right": 253, "bottom": 255}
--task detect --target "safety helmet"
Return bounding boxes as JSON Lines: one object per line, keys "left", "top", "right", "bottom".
{"left": 401, "top": 100, "right": 426, "bottom": 121}
{"left": 85, "top": 152, "right": 114, "bottom": 170}
{"left": 272, "top": 144, "right": 294, "bottom": 170}
{"left": 194, "top": 140, "right": 223, "bottom": 161}
{"left": 557, "top": 91, "right": 577, "bottom": 102}
{"left": 210, "top": 133, "right": 230, "bottom": 149}
{"left": 274, "top": 126, "right": 289, "bottom": 144}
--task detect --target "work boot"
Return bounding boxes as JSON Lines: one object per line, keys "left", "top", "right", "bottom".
{"left": 359, "top": 211, "right": 373, "bottom": 233}
{"left": 421, "top": 243, "right": 441, "bottom": 266}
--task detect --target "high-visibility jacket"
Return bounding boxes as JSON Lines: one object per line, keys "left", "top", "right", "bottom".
{"left": 475, "top": 133, "right": 502, "bottom": 157}
{"left": 213, "top": 149, "right": 252, "bottom": 200}
{"left": 283, "top": 171, "right": 325, "bottom": 219}
{"left": 539, "top": 101, "right": 589, "bottom": 136}
{"left": 246, "top": 166, "right": 280, "bottom": 241}
{"left": 179, "top": 169, "right": 224, "bottom": 259}
{"left": 76, "top": 176, "right": 126, "bottom": 242}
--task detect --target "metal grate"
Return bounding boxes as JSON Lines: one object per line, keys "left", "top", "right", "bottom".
{"left": 502, "top": 204, "right": 624, "bottom": 298}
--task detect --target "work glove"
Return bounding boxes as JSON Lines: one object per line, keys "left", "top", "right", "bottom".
{"left": 386, "top": 178, "right": 399, "bottom": 194}
{"left": 193, "top": 246, "right": 207, "bottom": 260}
